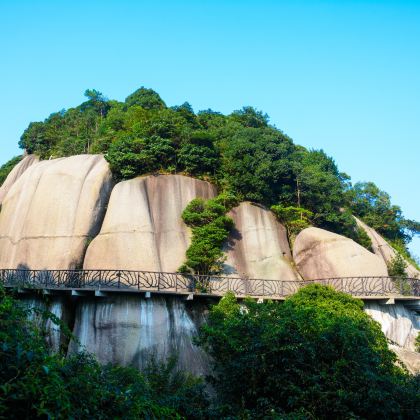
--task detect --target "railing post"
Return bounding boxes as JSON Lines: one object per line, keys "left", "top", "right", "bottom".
{"left": 263, "top": 279, "right": 265, "bottom": 297}
{"left": 117, "top": 271, "right": 121, "bottom": 289}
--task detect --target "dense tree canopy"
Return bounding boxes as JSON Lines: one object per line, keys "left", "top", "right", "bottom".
{"left": 14, "top": 86, "right": 419, "bottom": 254}
{"left": 197, "top": 285, "right": 420, "bottom": 418}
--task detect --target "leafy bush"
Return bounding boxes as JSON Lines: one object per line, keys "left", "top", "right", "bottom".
{"left": 388, "top": 253, "right": 408, "bottom": 277}
{"left": 197, "top": 285, "right": 420, "bottom": 418}
{"left": 180, "top": 194, "right": 238, "bottom": 275}
{"left": 356, "top": 225, "right": 373, "bottom": 252}
{"left": 271, "top": 205, "right": 313, "bottom": 244}
{"left": 0, "top": 287, "right": 209, "bottom": 419}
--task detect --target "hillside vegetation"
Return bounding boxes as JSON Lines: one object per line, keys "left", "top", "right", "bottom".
{"left": 3, "top": 87, "right": 419, "bottom": 257}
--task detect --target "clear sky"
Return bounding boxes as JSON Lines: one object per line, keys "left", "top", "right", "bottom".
{"left": 0, "top": 0, "right": 419, "bottom": 257}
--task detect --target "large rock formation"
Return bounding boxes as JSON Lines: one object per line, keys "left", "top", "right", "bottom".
{"left": 364, "top": 301, "right": 420, "bottom": 349}
{"left": 293, "top": 227, "right": 388, "bottom": 279}
{"left": 355, "top": 217, "right": 420, "bottom": 278}
{"left": 0, "top": 155, "right": 113, "bottom": 269}
{"left": 364, "top": 300, "right": 420, "bottom": 375}
{"left": 83, "top": 175, "right": 217, "bottom": 272}
{"left": 68, "top": 295, "right": 209, "bottom": 375}
{"left": 223, "top": 202, "right": 300, "bottom": 280}
{"left": 0, "top": 155, "right": 39, "bottom": 204}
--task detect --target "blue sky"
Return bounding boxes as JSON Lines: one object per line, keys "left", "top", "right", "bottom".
{"left": 0, "top": 0, "right": 419, "bottom": 257}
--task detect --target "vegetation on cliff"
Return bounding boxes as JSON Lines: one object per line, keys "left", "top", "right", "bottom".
{"left": 10, "top": 86, "right": 420, "bottom": 256}
{"left": 198, "top": 285, "right": 420, "bottom": 418}
{"left": 180, "top": 193, "right": 238, "bottom": 275}
{"left": 2, "top": 285, "right": 418, "bottom": 419}
{"left": 0, "top": 287, "right": 209, "bottom": 419}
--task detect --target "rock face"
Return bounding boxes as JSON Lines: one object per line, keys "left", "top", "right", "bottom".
{"left": 293, "top": 227, "right": 388, "bottom": 279}
{"left": 390, "top": 346, "right": 420, "bottom": 375}
{"left": 0, "top": 155, "right": 39, "bottom": 204}
{"left": 364, "top": 301, "right": 420, "bottom": 374}
{"left": 0, "top": 155, "right": 113, "bottom": 269}
{"left": 364, "top": 301, "right": 420, "bottom": 350}
{"left": 355, "top": 217, "right": 420, "bottom": 278}
{"left": 83, "top": 175, "right": 217, "bottom": 272}
{"left": 68, "top": 295, "right": 209, "bottom": 375}
{"left": 223, "top": 202, "right": 300, "bottom": 280}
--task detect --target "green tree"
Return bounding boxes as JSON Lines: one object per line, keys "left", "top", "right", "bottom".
{"left": 271, "top": 204, "right": 313, "bottom": 244}
{"left": 125, "top": 87, "right": 166, "bottom": 110}
{"left": 178, "top": 131, "right": 220, "bottom": 176}
{"left": 180, "top": 194, "right": 238, "bottom": 275}
{"left": 198, "top": 285, "right": 419, "bottom": 418}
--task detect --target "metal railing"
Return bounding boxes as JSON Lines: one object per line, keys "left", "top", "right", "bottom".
{"left": 1, "top": 269, "right": 419, "bottom": 298}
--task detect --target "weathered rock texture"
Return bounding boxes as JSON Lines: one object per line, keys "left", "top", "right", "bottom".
{"left": 0, "top": 155, "right": 113, "bottom": 269}
{"left": 223, "top": 202, "right": 300, "bottom": 280}
{"left": 83, "top": 175, "right": 217, "bottom": 272}
{"left": 68, "top": 295, "right": 209, "bottom": 375}
{"left": 355, "top": 217, "right": 420, "bottom": 278}
{"left": 293, "top": 227, "right": 388, "bottom": 279}
{"left": 390, "top": 345, "right": 420, "bottom": 375}
{"left": 0, "top": 155, "right": 39, "bottom": 204}
{"left": 364, "top": 301, "right": 420, "bottom": 350}
{"left": 364, "top": 301, "right": 420, "bottom": 374}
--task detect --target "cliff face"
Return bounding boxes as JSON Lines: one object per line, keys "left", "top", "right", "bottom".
{"left": 224, "top": 202, "right": 300, "bottom": 280}
{"left": 0, "top": 154, "right": 419, "bottom": 374}
{"left": 355, "top": 217, "right": 420, "bottom": 278}
{"left": 84, "top": 175, "right": 217, "bottom": 272}
{"left": 293, "top": 227, "right": 389, "bottom": 279}
{"left": 0, "top": 155, "right": 113, "bottom": 269}
{"left": 68, "top": 295, "right": 209, "bottom": 375}
{"left": 0, "top": 155, "right": 39, "bottom": 205}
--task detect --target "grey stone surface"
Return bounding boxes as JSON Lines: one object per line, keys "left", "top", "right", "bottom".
{"left": 0, "top": 155, "right": 113, "bottom": 269}
{"left": 0, "top": 155, "right": 39, "bottom": 205}
{"left": 355, "top": 217, "right": 420, "bottom": 278}
{"left": 223, "top": 202, "right": 300, "bottom": 280}
{"left": 68, "top": 295, "right": 210, "bottom": 376}
{"left": 83, "top": 175, "right": 217, "bottom": 273}
{"left": 364, "top": 301, "right": 420, "bottom": 350}
{"left": 293, "top": 227, "right": 388, "bottom": 279}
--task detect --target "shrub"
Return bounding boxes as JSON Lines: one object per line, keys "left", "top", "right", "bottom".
{"left": 197, "top": 285, "right": 420, "bottom": 418}
{"left": 180, "top": 193, "right": 238, "bottom": 276}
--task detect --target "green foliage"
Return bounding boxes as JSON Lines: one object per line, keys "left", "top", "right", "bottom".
{"left": 416, "top": 333, "right": 420, "bottom": 353}
{"left": 0, "top": 155, "right": 22, "bottom": 186}
{"left": 13, "top": 86, "right": 420, "bottom": 246}
{"left": 389, "top": 238, "right": 420, "bottom": 272}
{"left": 0, "top": 287, "right": 209, "bottom": 419}
{"left": 180, "top": 194, "right": 238, "bottom": 275}
{"left": 356, "top": 225, "right": 373, "bottom": 252}
{"left": 177, "top": 131, "right": 220, "bottom": 176}
{"left": 107, "top": 135, "right": 176, "bottom": 179}
{"left": 388, "top": 253, "right": 408, "bottom": 278}
{"left": 348, "top": 181, "right": 420, "bottom": 246}
{"left": 271, "top": 205, "right": 313, "bottom": 242}
{"left": 197, "top": 285, "right": 420, "bottom": 418}
{"left": 125, "top": 87, "right": 166, "bottom": 110}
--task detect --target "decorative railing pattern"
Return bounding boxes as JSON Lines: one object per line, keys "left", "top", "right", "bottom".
{"left": 0, "top": 269, "right": 419, "bottom": 298}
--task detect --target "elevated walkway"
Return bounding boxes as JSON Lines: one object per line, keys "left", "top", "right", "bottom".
{"left": 1, "top": 269, "right": 419, "bottom": 304}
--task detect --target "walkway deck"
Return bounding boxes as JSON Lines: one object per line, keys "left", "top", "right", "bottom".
{"left": 1, "top": 269, "right": 419, "bottom": 301}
